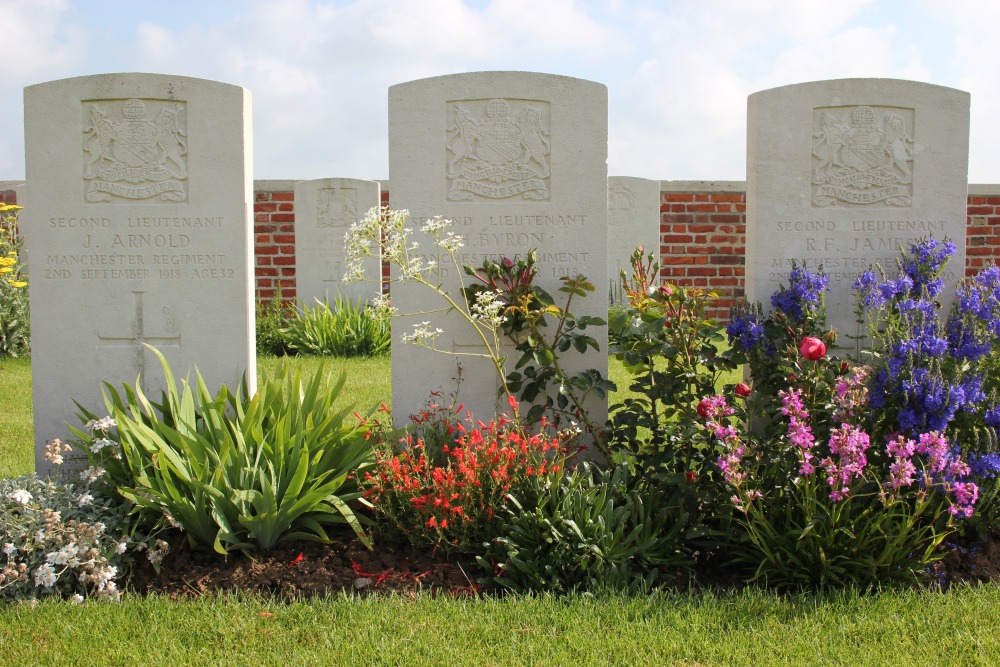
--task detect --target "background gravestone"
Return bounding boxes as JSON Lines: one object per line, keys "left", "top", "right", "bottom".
{"left": 294, "top": 178, "right": 381, "bottom": 307}
{"left": 388, "top": 71, "right": 608, "bottom": 433}
{"left": 24, "top": 73, "right": 255, "bottom": 472}
{"left": 746, "top": 79, "right": 970, "bottom": 343}
{"left": 607, "top": 176, "right": 660, "bottom": 303}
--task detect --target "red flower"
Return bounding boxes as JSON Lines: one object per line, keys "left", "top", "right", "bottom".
{"left": 685, "top": 471, "right": 698, "bottom": 484}
{"left": 799, "top": 336, "right": 827, "bottom": 361}
{"left": 696, "top": 398, "right": 712, "bottom": 419}
{"left": 735, "top": 382, "right": 751, "bottom": 398}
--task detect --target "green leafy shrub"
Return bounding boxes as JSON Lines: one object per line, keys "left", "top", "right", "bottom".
{"left": 0, "top": 203, "right": 30, "bottom": 358}
{"left": 462, "top": 250, "right": 614, "bottom": 454}
{"left": 477, "top": 461, "right": 691, "bottom": 593}
{"left": 283, "top": 295, "right": 390, "bottom": 357}
{"left": 256, "top": 296, "right": 293, "bottom": 356}
{"left": 69, "top": 347, "right": 375, "bottom": 554}
{"left": 0, "top": 474, "right": 153, "bottom": 602}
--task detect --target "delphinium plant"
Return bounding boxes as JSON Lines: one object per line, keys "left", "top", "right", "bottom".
{"left": 700, "top": 240, "right": 992, "bottom": 588}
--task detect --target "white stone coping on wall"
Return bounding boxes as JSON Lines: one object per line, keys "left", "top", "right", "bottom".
{"left": 969, "top": 184, "right": 1000, "bottom": 197}
{"left": 0, "top": 180, "right": 25, "bottom": 192}
{"left": 659, "top": 180, "right": 747, "bottom": 192}
{"left": 253, "top": 179, "right": 300, "bottom": 193}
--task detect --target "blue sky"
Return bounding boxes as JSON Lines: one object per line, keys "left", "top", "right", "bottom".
{"left": 3, "top": 0, "right": 999, "bottom": 182}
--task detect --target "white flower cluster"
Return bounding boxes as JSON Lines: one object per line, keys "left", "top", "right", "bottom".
{"left": 42, "top": 439, "right": 73, "bottom": 466}
{"left": 367, "top": 292, "right": 397, "bottom": 320}
{"left": 80, "top": 466, "right": 106, "bottom": 484}
{"left": 400, "top": 321, "right": 444, "bottom": 346}
{"left": 1, "top": 474, "right": 140, "bottom": 603}
{"left": 6, "top": 489, "right": 31, "bottom": 506}
{"left": 85, "top": 417, "right": 116, "bottom": 433}
{"left": 471, "top": 289, "right": 507, "bottom": 328}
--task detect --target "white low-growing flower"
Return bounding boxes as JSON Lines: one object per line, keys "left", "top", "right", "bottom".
{"left": 34, "top": 563, "right": 57, "bottom": 589}
{"left": 80, "top": 466, "right": 105, "bottom": 484}
{"left": 94, "top": 565, "right": 117, "bottom": 590}
{"left": 43, "top": 439, "right": 72, "bottom": 465}
{"left": 2, "top": 542, "right": 15, "bottom": 556}
{"left": 34, "top": 529, "right": 46, "bottom": 542}
{"left": 46, "top": 544, "right": 77, "bottom": 566}
{"left": 89, "top": 438, "right": 114, "bottom": 453}
{"left": 115, "top": 541, "right": 128, "bottom": 555}
{"left": 92, "top": 522, "right": 106, "bottom": 535}
{"left": 6, "top": 489, "right": 31, "bottom": 505}
{"left": 71, "top": 593, "right": 84, "bottom": 604}
{"left": 86, "top": 416, "right": 116, "bottom": 433}
{"left": 77, "top": 492, "right": 94, "bottom": 507}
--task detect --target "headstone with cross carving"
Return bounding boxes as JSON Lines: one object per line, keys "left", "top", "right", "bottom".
{"left": 293, "top": 178, "right": 381, "bottom": 307}
{"left": 388, "top": 72, "right": 608, "bottom": 444}
{"left": 23, "top": 73, "right": 255, "bottom": 472}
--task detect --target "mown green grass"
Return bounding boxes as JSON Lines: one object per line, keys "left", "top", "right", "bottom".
{"left": 0, "top": 357, "right": 33, "bottom": 478}
{"left": 1, "top": 587, "right": 998, "bottom": 665}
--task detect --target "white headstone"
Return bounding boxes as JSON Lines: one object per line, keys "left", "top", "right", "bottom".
{"left": 388, "top": 71, "right": 608, "bottom": 433}
{"left": 747, "top": 79, "right": 970, "bottom": 340}
{"left": 293, "top": 178, "right": 381, "bottom": 306}
{"left": 607, "top": 176, "right": 661, "bottom": 303}
{"left": 24, "top": 73, "right": 255, "bottom": 472}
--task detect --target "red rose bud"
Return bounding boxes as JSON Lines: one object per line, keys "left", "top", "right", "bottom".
{"left": 735, "top": 382, "right": 751, "bottom": 398}
{"left": 799, "top": 336, "right": 827, "bottom": 361}
{"left": 696, "top": 398, "right": 712, "bottom": 419}
{"left": 840, "top": 361, "right": 850, "bottom": 373}
{"left": 659, "top": 285, "right": 673, "bottom": 298}
{"left": 685, "top": 471, "right": 698, "bottom": 484}
{"left": 502, "top": 257, "right": 513, "bottom": 268}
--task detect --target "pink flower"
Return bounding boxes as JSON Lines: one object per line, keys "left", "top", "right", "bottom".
{"left": 799, "top": 336, "right": 827, "bottom": 361}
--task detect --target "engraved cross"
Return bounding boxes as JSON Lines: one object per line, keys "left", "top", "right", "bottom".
{"left": 97, "top": 291, "right": 181, "bottom": 380}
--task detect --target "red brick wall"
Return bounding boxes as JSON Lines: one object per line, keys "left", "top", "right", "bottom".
{"left": 253, "top": 183, "right": 297, "bottom": 304}
{"left": 965, "top": 190, "right": 1000, "bottom": 277}
{"left": 659, "top": 186, "right": 746, "bottom": 323}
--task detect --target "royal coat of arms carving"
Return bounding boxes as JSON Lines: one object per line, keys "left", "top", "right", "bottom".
{"left": 811, "top": 105, "right": 914, "bottom": 208}
{"left": 446, "top": 98, "right": 550, "bottom": 201}
{"left": 82, "top": 98, "right": 188, "bottom": 203}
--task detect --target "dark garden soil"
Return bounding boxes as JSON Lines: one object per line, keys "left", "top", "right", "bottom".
{"left": 128, "top": 532, "right": 486, "bottom": 600}
{"left": 127, "top": 531, "right": 1000, "bottom": 600}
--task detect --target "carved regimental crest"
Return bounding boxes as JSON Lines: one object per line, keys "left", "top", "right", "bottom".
{"left": 317, "top": 188, "right": 358, "bottom": 228}
{"left": 811, "top": 105, "right": 914, "bottom": 208}
{"left": 82, "top": 98, "right": 188, "bottom": 203}
{"left": 446, "top": 98, "right": 550, "bottom": 201}
{"left": 608, "top": 183, "right": 637, "bottom": 226}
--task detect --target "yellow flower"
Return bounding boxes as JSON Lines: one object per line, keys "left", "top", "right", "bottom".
{"left": 0, "top": 267, "right": 12, "bottom": 274}
{"left": 0, "top": 257, "right": 16, "bottom": 266}
{"left": 9, "top": 281, "right": 27, "bottom": 288}
{"left": 0, "top": 203, "right": 22, "bottom": 212}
